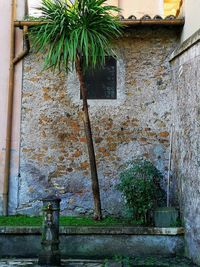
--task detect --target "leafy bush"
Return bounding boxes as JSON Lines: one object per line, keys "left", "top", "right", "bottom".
{"left": 117, "top": 159, "right": 165, "bottom": 224}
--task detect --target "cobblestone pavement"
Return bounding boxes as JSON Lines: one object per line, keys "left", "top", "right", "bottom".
{"left": 0, "top": 257, "right": 198, "bottom": 267}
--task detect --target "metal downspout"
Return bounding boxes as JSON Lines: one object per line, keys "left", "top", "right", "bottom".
{"left": 3, "top": 0, "right": 16, "bottom": 216}
{"left": 14, "top": 19, "right": 185, "bottom": 27}
{"left": 3, "top": 0, "right": 30, "bottom": 215}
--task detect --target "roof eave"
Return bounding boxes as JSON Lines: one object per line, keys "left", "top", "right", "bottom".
{"left": 121, "top": 18, "right": 185, "bottom": 27}
{"left": 14, "top": 18, "right": 185, "bottom": 28}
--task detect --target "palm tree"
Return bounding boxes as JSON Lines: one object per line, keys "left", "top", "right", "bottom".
{"left": 29, "top": 0, "right": 123, "bottom": 220}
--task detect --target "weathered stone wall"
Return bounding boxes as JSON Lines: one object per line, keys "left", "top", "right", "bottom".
{"left": 13, "top": 27, "right": 180, "bottom": 216}
{"left": 171, "top": 29, "right": 200, "bottom": 265}
{"left": 0, "top": 226, "right": 184, "bottom": 258}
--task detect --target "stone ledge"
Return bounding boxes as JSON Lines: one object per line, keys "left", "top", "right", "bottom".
{"left": 0, "top": 226, "right": 184, "bottom": 235}
{"left": 0, "top": 227, "right": 185, "bottom": 257}
{"left": 170, "top": 28, "right": 200, "bottom": 61}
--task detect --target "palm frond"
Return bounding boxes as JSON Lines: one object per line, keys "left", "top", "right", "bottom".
{"left": 29, "top": 0, "right": 123, "bottom": 72}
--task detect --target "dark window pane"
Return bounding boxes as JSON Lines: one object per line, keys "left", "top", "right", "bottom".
{"left": 81, "top": 57, "right": 117, "bottom": 99}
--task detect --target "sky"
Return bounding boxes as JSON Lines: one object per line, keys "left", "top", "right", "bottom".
{"left": 28, "top": 0, "right": 76, "bottom": 16}
{"left": 28, "top": 0, "right": 42, "bottom": 16}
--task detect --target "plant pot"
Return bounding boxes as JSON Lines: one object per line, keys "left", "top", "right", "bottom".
{"left": 154, "top": 207, "right": 179, "bottom": 227}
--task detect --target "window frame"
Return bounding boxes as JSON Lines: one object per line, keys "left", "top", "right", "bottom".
{"left": 81, "top": 57, "right": 117, "bottom": 100}
{"left": 66, "top": 56, "right": 125, "bottom": 109}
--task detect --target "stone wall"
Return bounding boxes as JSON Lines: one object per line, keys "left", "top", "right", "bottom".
{"left": 11, "top": 27, "right": 180, "bottom": 216}
{"left": 0, "top": 226, "right": 184, "bottom": 258}
{"left": 170, "top": 29, "right": 200, "bottom": 265}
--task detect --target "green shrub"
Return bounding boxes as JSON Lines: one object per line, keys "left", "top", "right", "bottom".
{"left": 117, "top": 159, "right": 165, "bottom": 224}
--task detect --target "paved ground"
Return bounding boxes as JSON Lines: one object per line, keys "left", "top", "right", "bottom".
{"left": 0, "top": 257, "right": 198, "bottom": 266}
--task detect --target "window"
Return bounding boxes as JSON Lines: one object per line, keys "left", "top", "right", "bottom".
{"left": 82, "top": 57, "right": 117, "bottom": 100}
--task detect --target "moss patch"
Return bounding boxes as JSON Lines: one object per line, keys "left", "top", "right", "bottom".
{"left": 0, "top": 216, "right": 141, "bottom": 227}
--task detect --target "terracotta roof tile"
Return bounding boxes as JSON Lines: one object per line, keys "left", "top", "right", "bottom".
{"left": 120, "top": 14, "right": 178, "bottom": 21}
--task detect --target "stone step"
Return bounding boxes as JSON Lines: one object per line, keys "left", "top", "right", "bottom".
{"left": 0, "top": 257, "right": 197, "bottom": 267}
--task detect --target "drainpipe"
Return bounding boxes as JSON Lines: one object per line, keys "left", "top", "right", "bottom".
{"left": 2, "top": 0, "right": 16, "bottom": 216}
{"left": 14, "top": 19, "right": 185, "bottom": 27}
{"left": 13, "top": 26, "right": 30, "bottom": 65}
{"left": 14, "top": 0, "right": 30, "bottom": 65}
{"left": 167, "top": 124, "right": 174, "bottom": 207}
{"left": 3, "top": 0, "right": 30, "bottom": 215}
